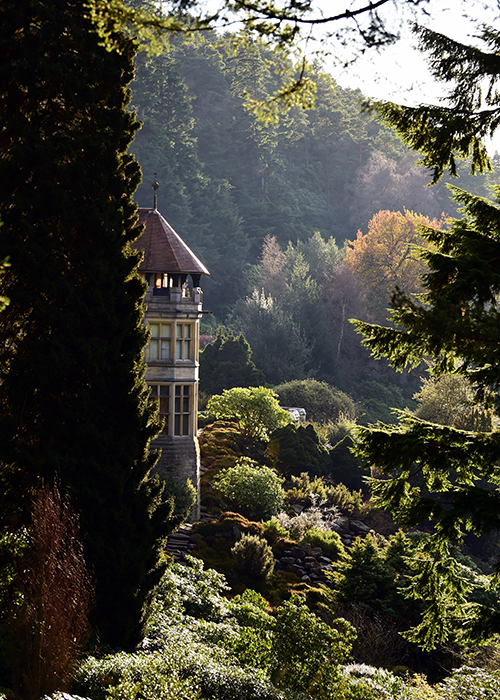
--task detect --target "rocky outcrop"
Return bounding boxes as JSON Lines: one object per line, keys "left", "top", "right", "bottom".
{"left": 274, "top": 542, "right": 336, "bottom": 586}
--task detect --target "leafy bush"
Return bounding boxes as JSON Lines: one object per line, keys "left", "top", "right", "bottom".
{"left": 271, "top": 594, "right": 356, "bottom": 697}
{"left": 274, "top": 379, "right": 356, "bottom": 424}
{"left": 437, "top": 666, "right": 500, "bottom": 699}
{"left": 206, "top": 387, "right": 293, "bottom": 441}
{"left": 212, "top": 458, "right": 285, "bottom": 521}
{"left": 75, "top": 557, "right": 307, "bottom": 700}
{"left": 232, "top": 534, "right": 275, "bottom": 580}
{"left": 162, "top": 475, "right": 197, "bottom": 517}
{"left": 301, "top": 527, "right": 345, "bottom": 560}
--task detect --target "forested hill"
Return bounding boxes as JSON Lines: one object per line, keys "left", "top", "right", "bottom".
{"left": 128, "top": 32, "right": 497, "bottom": 321}
{"left": 129, "top": 33, "right": 493, "bottom": 317}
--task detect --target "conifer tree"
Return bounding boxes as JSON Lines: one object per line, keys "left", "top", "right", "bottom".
{"left": 353, "top": 189, "right": 500, "bottom": 647}
{"left": 0, "top": 0, "right": 176, "bottom": 649}
{"left": 351, "top": 21, "right": 500, "bottom": 649}
{"left": 200, "top": 327, "right": 264, "bottom": 396}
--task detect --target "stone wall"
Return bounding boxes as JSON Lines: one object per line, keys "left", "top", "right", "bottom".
{"left": 151, "top": 434, "right": 201, "bottom": 521}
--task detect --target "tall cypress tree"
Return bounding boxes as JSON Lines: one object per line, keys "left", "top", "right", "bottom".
{"left": 0, "top": 0, "right": 174, "bottom": 649}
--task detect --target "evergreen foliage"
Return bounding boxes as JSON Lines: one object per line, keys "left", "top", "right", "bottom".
{"left": 376, "top": 24, "right": 500, "bottom": 183}
{"left": 267, "top": 424, "right": 332, "bottom": 478}
{"left": 229, "top": 289, "right": 314, "bottom": 384}
{"left": 353, "top": 185, "right": 500, "bottom": 647}
{"left": 330, "top": 534, "right": 406, "bottom": 622}
{"left": 232, "top": 533, "right": 275, "bottom": 580}
{"left": 200, "top": 327, "right": 265, "bottom": 396}
{"left": 0, "top": 0, "right": 177, "bottom": 649}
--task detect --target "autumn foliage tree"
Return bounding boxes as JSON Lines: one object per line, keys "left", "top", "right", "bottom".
{"left": 345, "top": 209, "right": 446, "bottom": 321}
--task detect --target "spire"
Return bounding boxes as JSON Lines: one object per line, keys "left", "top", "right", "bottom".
{"left": 151, "top": 173, "right": 159, "bottom": 211}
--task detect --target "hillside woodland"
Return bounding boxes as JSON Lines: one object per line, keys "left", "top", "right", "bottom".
{"left": 4, "top": 4, "right": 500, "bottom": 700}
{"left": 129, "top": 32, "right": 500, "bottom": 421}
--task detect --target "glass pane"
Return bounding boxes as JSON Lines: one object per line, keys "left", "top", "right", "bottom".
{"left": 183, "top": 397, "right": 189, "bottom": 412}
{"left": 175, "top": 397, "right": 181, "bottom": 412}
{"left": 160, "top": 385, "right": 169, "bottom": 396}
{"left": 184, "top": 325, "right": 191, "bottom": 338}
{"left": 161, "top": 340, "right": 170, "bottom": 359}
{"left": 183, "top": 414, "right": 189, "bottom": 435}
{"left": 176, "top": 340, "right": 182, "bottom": 359}
{"left": 150, "top": 323, "right": 159, "bottom": 338}
{"left": 149, "top": 340, "right": 158, "bottom": 359}
{"left": 175, "top": 386, "right": 181, "bottom": 396}
{"left": 159, "top": 397, "right": 169, "bottom": 413}
{"left": 176, "top": 325, "right": 182, "bottom": 338}
{"left": 161, "top": 324, "right": 171, "bottom": 338}
{"left": 174, "top": 415, "right": 181, "bottom": 435}
{"left": 149, "top": 385, "right": 158, "bottom": 397}
{"left": 183, "top": 386, "right": 190, "bottom": 396}
{"left": 183, "top": 340, "right": 191, "bottom": 359}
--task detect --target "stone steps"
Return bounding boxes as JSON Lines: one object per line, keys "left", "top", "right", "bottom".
{"left": 166, "top": 523, "right": 196, "bottom": 560}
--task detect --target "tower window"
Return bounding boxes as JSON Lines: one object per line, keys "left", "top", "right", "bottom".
{"left": 148, "top": 384, "right": 170, "bottom": 434}
{"left": 148, "top": 322, "right": 171, "bottom": 360}
{"left": 174, "top": 385, "right": 191, "bottom": 435}
{"left": 176, "top": 324, "right": 191, "bottom": 359}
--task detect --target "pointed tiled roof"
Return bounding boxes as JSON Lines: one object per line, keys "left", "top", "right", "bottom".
{"left": 133, "top": 208, "right": 209, "bottom": 275}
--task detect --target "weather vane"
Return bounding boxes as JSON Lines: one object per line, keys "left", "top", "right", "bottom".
{"left": 151, "top": 174, "right": 159, "bottom": 211}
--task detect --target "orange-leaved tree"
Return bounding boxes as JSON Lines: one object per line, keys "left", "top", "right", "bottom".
{"left": 345, "top": 209, "right": 447, "bottom": 321}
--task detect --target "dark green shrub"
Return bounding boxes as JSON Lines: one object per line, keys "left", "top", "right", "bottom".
{"left": 232, "top": 534, "right": 275, "bottom": 580}
{"left": 355, "top": 380, "right": 411, "bottom": 425}
{"left": 330, "top": 433, "right": 370, "bottom": 492}
{"left": 200, "top": 327, "right": 265, "bottom": 396}
{"left": 274, "top": 379, "right": 356, "bottom": 423}
{"left": 267, "top": 423, "right": 331, "bottom": 477}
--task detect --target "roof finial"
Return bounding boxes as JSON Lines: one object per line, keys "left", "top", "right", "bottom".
{"left": 151, "top": 174, "right": 159, "bottom": 211}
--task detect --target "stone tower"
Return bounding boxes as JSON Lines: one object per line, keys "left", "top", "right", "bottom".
{"left": 132, "top": 183, "right": 209, "bottom": 519}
